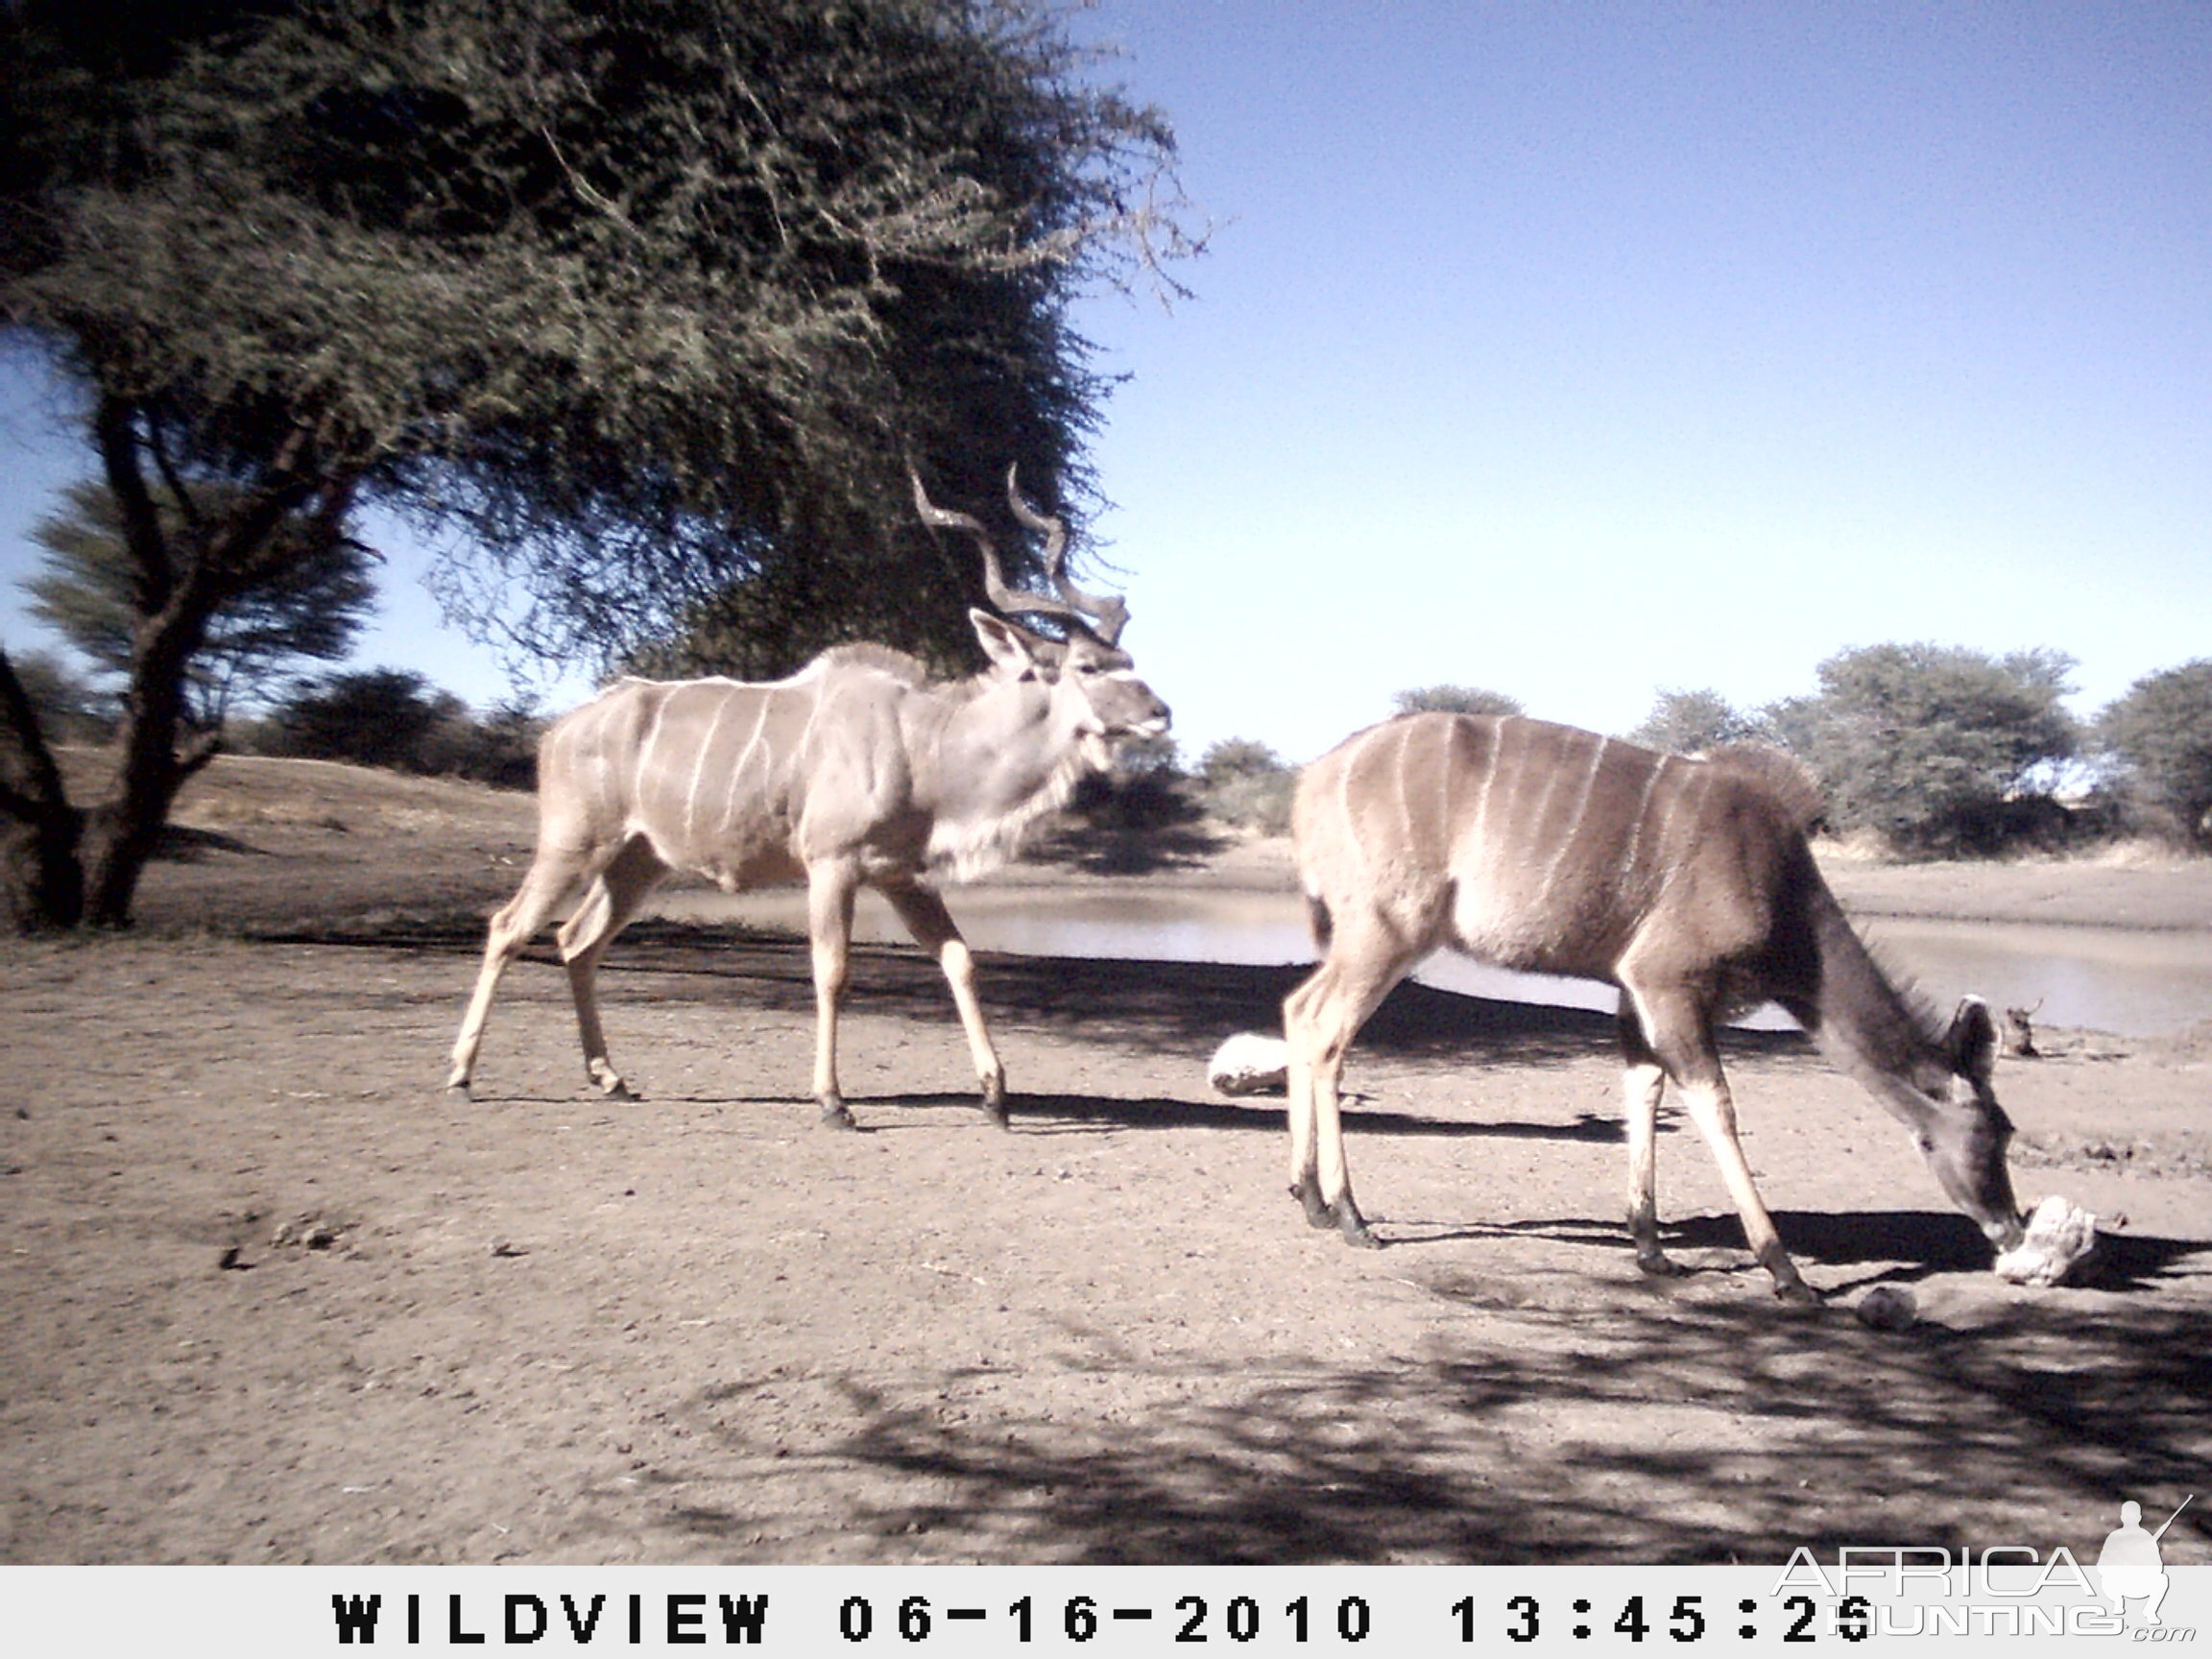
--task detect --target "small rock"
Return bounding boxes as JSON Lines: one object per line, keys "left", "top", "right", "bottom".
{"left": 272, "top": 1214, "right": 342, "bottom": 1250}
{"left": 1855, "top": 1285, "right": 1917, "bottom": 1331}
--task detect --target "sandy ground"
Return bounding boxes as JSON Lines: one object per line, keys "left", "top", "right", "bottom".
{"left": 2, "top": 755, "right": 2208, "bottom": 1565}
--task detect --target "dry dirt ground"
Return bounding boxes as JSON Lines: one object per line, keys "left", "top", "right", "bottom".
{"left": 3, "top": 755, "right": 2209, "bottom": 1565}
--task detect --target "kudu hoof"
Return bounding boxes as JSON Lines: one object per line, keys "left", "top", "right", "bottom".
{"left": 1291, "top": 1182, "right": 1334, "bottom": 1230}
{"left": 819, "top": 1097, "right": 858, "bottom": 1131}
{"left": 1335, "top": 1204, "right": 1382, "bottom": 1250}
{"left": 588, "top": 1063, "right": 635, "bottom": 1100}
{"left": 1771, "top": 1277, "right": 1822, "bottom": 1309}
{"left": 980, "top": 1076, "right": 1010, "bottom": 1130}
{"left": 1636, "top": 1252, "right": 1690, "bottom": 1280}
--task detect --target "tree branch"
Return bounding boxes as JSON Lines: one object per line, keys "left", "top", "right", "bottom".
{"left": 93, "top": 397, "right": 174, "bottom": 610}
{"left": 0, "top": 645, "right": 70, "bottom": 804}
{"left": 177, "top": 727, "right": 223, "bottom": 781}
{"left": 145, "top": 405, "right": 205, "bottom": 541}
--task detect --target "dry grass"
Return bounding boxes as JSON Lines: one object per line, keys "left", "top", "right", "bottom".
{"left": 54, "top": 746, "right": 534, "bottom": 837}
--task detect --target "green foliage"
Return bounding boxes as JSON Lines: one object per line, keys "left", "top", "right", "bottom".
{"left": 1770, "top": 643, "right": 2080, "bottom": 854}
{"left": 1624, "top": 687, "right": 1764, "bottom": 755}
{"left": 1392, "top": 685, "right": 1523, "bottom": 718}
{"left": 436, "top": 698, "right": 547, "bottom": 792}
{"left": 264, "top": 669, "right": 544, "bottom": 785}
{"left": 0, "top": 0, "right": 1191, "bottom": 926}
{"left": 24, "top": 479, "right": 375, "bottom": 726}
{"left": 8, "top": 649, "right": 116, "bottom": 745}
{"left": 269, "top": 669, "right": 456, "bottom": 772}
{"left": 1059, "top": 734, "right": 1193, "bottom": 838}
{"left": 1111, "top": 732, "right": 1182, "bottom": 779}
{"left": 1194, "top": 736, "right": 1294, "bottom": 835}
{"left": 1196, "top": 737, "right": 1286, "bottom": 786}
{"left": 3, "top": 0, "right": 1191, "bottom": 673}
{"left": 2099, "top": 660, "right": 2212, "bottom": 848}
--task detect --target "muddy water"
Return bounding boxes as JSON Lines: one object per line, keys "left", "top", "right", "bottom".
{"left": 649, "top": 887, "right": 2212, "bottom": 1038}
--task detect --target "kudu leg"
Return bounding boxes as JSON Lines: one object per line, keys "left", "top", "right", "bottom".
{"left": 554, "top": 835, "right": 666, "bottom": 1099}
{"left": 1624, "top": 986, "right": 1815, "bottom": 1303}
{"left": 880, "top": 880, "right": 1007, "bottom": 1127}
{"left": 447, "top": 849, "right": 591, "bottom": 1095}
{"left": 807, "top": 862, "right": 861, "bottom": 1129}
{"left": 1618, "top": 1012, "right": 1679, "bottom": 1278}
{"left": 1282, "top": 918, "right": 1418, "bottom": 1248}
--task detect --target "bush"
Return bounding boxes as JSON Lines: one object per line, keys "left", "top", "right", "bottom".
{"left": 2100, "top": 660, "right": 2212, "bottom": 848}
{"left": 1767, "top": 643, "right": 2079, "bottom": 856}
{"left": 1063, "top": 733, "right": 1195, "bottom": 832}
{"left": 1392, "top": 685, "right": 1522, "bottom": 718}
{"left": 1624, "top": 688, "right": 1765, "bottom": 755}
{"left": 265, "top": 669, "right": 544, "bottom": 787}
{"left": 1194, "top": 737, "right": 1295, "bottom": 835}
{"left": 8, "top": 650, "right": 116, "bottom": 745}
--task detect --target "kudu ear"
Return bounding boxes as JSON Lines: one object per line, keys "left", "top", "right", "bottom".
{"left": 1945, "top": 996, "right": 1999, "bottom": 1086}
{"left": 970, "top": 609, "right": 1046, "bottom": 675}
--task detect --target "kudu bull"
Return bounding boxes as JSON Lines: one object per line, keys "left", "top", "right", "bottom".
{"left": 1284, "top": 712, "right": 2026, "bottom": 1301}
{"left": 448, "top": 470, "right": 1169, "bottom": 1127}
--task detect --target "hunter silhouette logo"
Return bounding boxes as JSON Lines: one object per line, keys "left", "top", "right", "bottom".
{"left": 2098, "top": 1496, "right": 2193, "bottom": 1627}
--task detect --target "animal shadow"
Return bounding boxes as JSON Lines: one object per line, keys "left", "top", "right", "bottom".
{"left": 1668, "top": 1209, "right": 2208, "bottom": 1291}
{"left": 1006, "top": 1093, "right": 1629, "bottom": 1145}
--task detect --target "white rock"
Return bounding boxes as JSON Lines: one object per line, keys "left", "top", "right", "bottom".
{"left": 1208, "top": 1032, "right": 1289, "bottom": 1096}
{"left": 1993, "top": 1194, "right": 2102, "bottom": 1286}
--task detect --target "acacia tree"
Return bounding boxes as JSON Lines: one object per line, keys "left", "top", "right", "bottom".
{"left": 25, "top": 478, "right": 377, "bottom": 729}
{"left": 0, "top": 0, "right": 1192, "bottom": 929}
{"left": 1194, "top": 737, "right": 1295, "bottom": 835}
{"left": 1768, "top": 643, "right": 2079, "bottom": 854}
{"left": 2100, "top": 661, "right": 2212, "bottom": 848}
{"left": 9, "top": 649, "right": 112, "bottom": 745}
{"left": 1623, "top": 687, "right": 1764, "bottom": 755}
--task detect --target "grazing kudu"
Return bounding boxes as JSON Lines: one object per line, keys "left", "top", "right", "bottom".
{"left": 1283, "top": 712, "right": 2027, "bottom": 1301}
{"left": 447, "top": 470, "right": 1169, "bottom": 1127}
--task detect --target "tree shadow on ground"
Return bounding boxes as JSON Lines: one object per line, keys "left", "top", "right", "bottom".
{"left": 1244, "top": 1196, "right": 2208, "bottom": 1301}
{"left": 667, "top": 1287, "right": 2212, "bottom": 1564}
{"left": 349, "top": 922, "right": 1744, "bottom": 1071}
{"left": 998, "top": 1091, "right": 1630, "bottom": 1147}
{"left": 1459, "top": 1209, "right": 2208, "bottom": 1292}
{"left": 154, "top": 824, "right": 270, "bottom": 860}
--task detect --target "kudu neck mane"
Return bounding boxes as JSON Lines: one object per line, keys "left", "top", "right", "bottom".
{"left": 1795, "top": 873, "right": 1957, "bottom": 1091}
{"left": 807, "top": 641, "right": 1092, "bottom": 880}
{"left": 809, "top": 640, "right": 1028, "bottom": 708}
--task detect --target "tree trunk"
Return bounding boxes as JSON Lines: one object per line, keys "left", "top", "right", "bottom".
{"left": 0, "top": 649, "right": 86, "bottom": 932}
{"left": 80, "top": 610, "right": 220, "bottom": 928}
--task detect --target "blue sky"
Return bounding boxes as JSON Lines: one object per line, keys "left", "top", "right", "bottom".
{"left": 4, "top": 1, "right": 2207, "bottom": 766}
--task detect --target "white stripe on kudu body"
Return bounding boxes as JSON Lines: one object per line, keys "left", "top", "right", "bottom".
{"left": 447, "top": 471, "right": 1169, "bottom": 1131}
{"left": 1283, "top": 711, "right": 2026, "bottom": 1302}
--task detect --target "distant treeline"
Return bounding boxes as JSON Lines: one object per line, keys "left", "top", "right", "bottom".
{"left": 17, "top": 656, "right": 546, "bottom": 792}
{"left": 1091, "top": 647, "right": 2212, "bottom": 858}
{"left": 21, "top": 641, "right": 2212, "bottom": 859}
